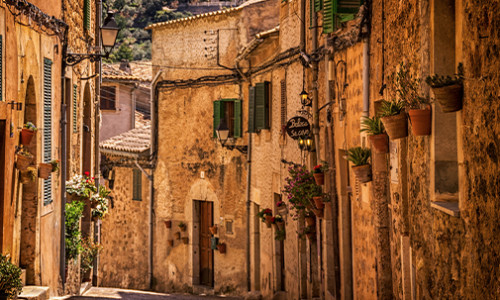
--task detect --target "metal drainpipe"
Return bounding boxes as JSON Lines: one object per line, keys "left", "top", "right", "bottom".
{"left": 93, "top": 0, "right": 103, "bottom": 286}
{"left": 246, "top": 116, "right": 252, "bottom": 292}
{"left": 311, "top": 0, "right": 319, "bottom": 165}
{"left": 149, "top": 71, "right": 163, "bottom": 290}
{"left": 300, "top": 0, "right": 306, "bottom": 51}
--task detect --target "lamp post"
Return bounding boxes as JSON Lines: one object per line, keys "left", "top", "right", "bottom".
{"left": 216, "top": 119, "right": 248, "bottom": 154}
{"left": 65, "top": 11, "right": 120, "bottom": 66}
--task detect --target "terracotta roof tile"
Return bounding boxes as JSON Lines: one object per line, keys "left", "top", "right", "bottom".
{"left": 100, "top": 123, "right": 151, "bottom": 155}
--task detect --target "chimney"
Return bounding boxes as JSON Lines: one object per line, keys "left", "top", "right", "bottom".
{"left": 120, "top": 61, "right": 131, "bottom": 74}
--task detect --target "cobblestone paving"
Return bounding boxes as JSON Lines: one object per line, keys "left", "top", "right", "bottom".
{"left": 66, "top": 287, "right": 242, "bottom": 300}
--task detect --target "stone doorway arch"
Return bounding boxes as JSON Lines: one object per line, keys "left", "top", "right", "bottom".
{"left": 20, "top": 75, "right": 41, "bottom": 285}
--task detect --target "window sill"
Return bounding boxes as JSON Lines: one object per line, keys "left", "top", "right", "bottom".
{"left": 430, "top": 201, "right": 460, "bottom": 217}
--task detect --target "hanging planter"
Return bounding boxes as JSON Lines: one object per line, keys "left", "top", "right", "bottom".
{"left": 217, "top": 243, "right": 226, "bottom": 254}
{"left": 265, "top": 215, "right": 273, "bottom": 228}
{"left": 209, "top": 225, "right": 218, "bottom": 235}
{"left": 381, "top": 113, "right": 408, "bottom": 140}
{"left": 408, "top": 107, "right": 431, "bottom": 136}
{"left": 312, "top": 164, "right": 328, "bottom": 185}
{"left": 16, "top": 151, "right": 33, "bottom": 171}
{"left": 258, "top": 208, "right": 273, "bottom": 228}
{"left": 20, "top": 122, "right": 37, "bottom": 146}
{"left": 361, "top": 116, "right": 389, "bottom": 153}
{"left": 276, "top": 201, "right": 287, "bottom": 215}
{"left": 347, "top": 147, "right": 372, "bottom": 183}
{"left": 425, "top": 64, "right": 464, "bottom": 113}
{"left": 182, "top": 237, "right": 189, "bottom": 245}
{"left": 369, "top": 133, "right": 389, "bottom": 153}
{"left": 313, "top": 196, "right": 324, "bottom": 210}
{"left": 273, "top": 215, "right": 285, "bottom": 231}
{"left": 164, "top": 220, "right": 172, "bottom": 229}
{"left": 311, "top": 208, "right": 323, "bottom": 218}
{"left": 38, "top": 163, "right": 52, "bottom": 179}
{"left": 305, "top": 215, "right": 315, "bottom": 227}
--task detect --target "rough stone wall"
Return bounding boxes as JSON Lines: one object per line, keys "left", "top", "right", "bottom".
{"left": 99, "top": 167, "right": 150, "bottom": 290}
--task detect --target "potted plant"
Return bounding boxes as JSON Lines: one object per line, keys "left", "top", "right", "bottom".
{"left": 20, "top": 167, "right": 37, "bottom": 184}
{"left": 379, "top": 99, "right": 407, "bottom": 140}
{"left": 209, "top": 225, "right": 218, "bottom": 235}
{"left": 66, "top": 173, "right": 98, "bottom": 201}
{"left": 312, "top": 163, "right": 328, "bottom": 185}
{"left": 21, "top": 122, "right": 37, "bottom": 146}
{"left": 276, "top": 200, "right": 287, "bottom": 215}
{"left": 257, "top": 208, "right": 273, "bottom": 228}
{"left": 273, "top": 215, "right": 285, "bottom": 231}
{"left": 50, "top": 160, "right": 60, "bottom": 172}
{"left": 15, "top": 149, "right": 33, "bottom": 171}
{"left": 178, "top": 222, "right": 187, "bottom": 232}
{"left": 282, "top": 165, "right": 323, "bottom": 220}
{"left": 361, "top": 116, "right": 389, "bottom": 153}
{"left": 181, "top": 237, "right": 189, "bottom": 245}
{"left": 0, "top": 254, "right": 23, "bottom": 300}
{"left": 38, "top": 162, "right": 52, "bottom": 179}
{"left": 217, "top": 242, "right": 226, "bottom": 254}
{"left": 346, "top": 147, "right": 372, "bottom": 183}
{"left": 425, "top": 63, "right": 464, "bottom": 112}
{"left": 275, "top": 229, "right": 286, "bottom": 241}
{"left": 393, "top": 62, "right": 431, "bottom": 136}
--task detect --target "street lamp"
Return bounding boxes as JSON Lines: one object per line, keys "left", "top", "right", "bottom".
{"left": 298, "top": 135, "right": 313, "bottom": 151}
{"left": 65, "top": 11, "right": 120, "bottom": 66}
{"left": 300, "top": 89, "right": 312, "bottom": 107}
{"left": 215, "top": 119, "right": 247, "bottom": 154}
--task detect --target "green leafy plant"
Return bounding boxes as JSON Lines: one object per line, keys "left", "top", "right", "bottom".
{"left": 23, "top": 122, "right": 37, "bottom": 131}
{"left": 282, "top": 165, "right": 322, "bottom": 220}
{"left": 275, "top": 229, "right": 286, "bottom": 241}
{"left": 90, "top": 185, "right": 111, "bottom": 220}
{"left": 425, "top": 63, "right": 464, "bottom": 88}
{"left": 313, "top": 161, "right": 328, "bottom": 173}
{"left": 23, "top": 167, "right": 37, "bottom": 182}
{"left": 378, "top": 99, "right": 406, "bottom": 117}
{"left": 50, "top": 160, "right": 59, "bottom": 172}
{"left": 346, "top": 147, "right": 371, "bottom": 166}
{"left": 257, "top": 208, "right": 272, "bottom": 222}
{"left": 65, "top": 200, "right": 85, "bottom": 261}
{"left": 17, "top": 149, "right": 33, "bottom": 158}
{"left": 66, "top": 173, "right": 98, "bottom": 198}
{"left": 360, "top": 116, "right": 385, "bottom": 135}
{"left": 390, "top": 62, "right": 429, "bottom": 109}
{"left": 0, "top": 254, "right": 23, "bottom": 299}
{"left": 80, "top": 238, "right": 101, "bottom": 275}
{"left": 297, "top": 226, "right": 315, "bottom": 239}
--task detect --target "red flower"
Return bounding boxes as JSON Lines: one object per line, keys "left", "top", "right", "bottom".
{"left": 270, "top": 217, "right": 276, "bottom": 223}
{"left": 84, "top": 171, "right": 90, "bottom": 177}
{"left": 313, "top": 164, "right": 322, "bottom": 170}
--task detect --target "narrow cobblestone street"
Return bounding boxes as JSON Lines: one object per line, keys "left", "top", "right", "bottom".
{"left": 65, "top": 287, "right": 241, "bottom": 300}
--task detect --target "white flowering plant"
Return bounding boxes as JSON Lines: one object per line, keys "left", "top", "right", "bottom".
{"left": 91, "top": 185, "right": 111, "bottom": 220}
{"left": 66, "top": 172, "right": 97, "bottom": 198}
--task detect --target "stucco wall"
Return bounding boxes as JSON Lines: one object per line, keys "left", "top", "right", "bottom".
{"left": 100, "top": 83, "right": 135, "bottom": 142}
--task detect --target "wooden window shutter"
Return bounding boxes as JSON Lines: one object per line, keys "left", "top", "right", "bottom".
{"left": 84, "top": 0, "right": 91, "bottom": 31}
{"left": 323, "top": 0, "right": 363, "bottom": 33}
{"left": 233, "top": 99, "right": 242, "bottom": 138}
{"left": 338, "top": 0, "right": 363, "bottom": 14}
{"left": 132, "top": 169, "right": 142, "bottom": 201}
{"left": 314, "top": 0, "right": 323, "bottom": 12}
{"left": 73, "top": 84, "right": 78, "bottom": 132}
{"left": 280, "top": 80, "right": 287, "bottom": 128}
{"left": 248, "top": 86, "right": 256, "bottom": 133}
{"left": 213, "top": 100, "right": 223, "bottom": 138}
{"left": 255, "top": 82, "right": 270, "bottom": 130}
{"left": 323, "top": 0, "right": 336, "bottom": 33}
{"left": 43, "top": 58, "right": 53, "bottom": 206}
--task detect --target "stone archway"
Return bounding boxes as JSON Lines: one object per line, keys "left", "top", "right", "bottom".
{"left": 20, "top": 76, "right": 41, "bottom": 285}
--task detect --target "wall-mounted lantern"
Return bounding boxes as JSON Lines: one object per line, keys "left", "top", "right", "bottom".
{"left": 300, "top": 89, "right": 312, "bottom": 107}
{"left": 216, "top": 119, "right": 247, "bottom": 154}
{"left": 298, "top": 135, "right": 313, "bottom": 152}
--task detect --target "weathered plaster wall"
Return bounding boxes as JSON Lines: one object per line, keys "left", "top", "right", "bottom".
{"left": 100, "top": 83, "right": 135, "bottom": 142}
{"left": 99, "top": 167, "right": 150, "bottom": 290}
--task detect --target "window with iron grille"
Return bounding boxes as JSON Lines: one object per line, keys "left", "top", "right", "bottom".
{"left": 280, "top": 80, "right": 287, "bottom": 129}
{"left": 132, "top": 169, "right": 142, "bottom": 201}
{"left": 100, "top": 86, "right": 116, "bottom": 110}
{"left": 43, "top": 58, "right": 52, "bottom": 206}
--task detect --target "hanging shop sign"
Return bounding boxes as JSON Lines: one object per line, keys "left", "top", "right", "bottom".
{"left": 285, "top": 116, "right": 311, "bottom": 140}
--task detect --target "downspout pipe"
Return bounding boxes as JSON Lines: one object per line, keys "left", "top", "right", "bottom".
{"left": 149, "top": 70, "right": 163, "bottom": 290}
{"left": 311, "top": 0, "right": 320, "bottom": 165}
{"left": 130, "top": 83, "right": 138, "bottom": 128}
{"left": 246, "top": 118, "right": 252, "bottom": 292}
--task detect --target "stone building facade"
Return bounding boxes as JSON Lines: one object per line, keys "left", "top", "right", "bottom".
{"left": 0, "top": 0, "right": 100, "bottom": 297}
{"left": 97, "top": 0, "right": 500, "bottom": 299}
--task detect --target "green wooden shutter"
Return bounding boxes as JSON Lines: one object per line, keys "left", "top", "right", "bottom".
{"left": 213, "top": 100, "right": 223, "bottom": 138}
{"left": 0, "top": 35, "right": 3, "bottom": 101}
{"left": 255, "top": 82, "right": 270, "bottom": 130}
{"left": 132, "top": 169, "right": 142, "bottom": 201}
{"left": 73, "top": 84, "right": 77, "bottom": 132}
{"left": 338, "top": 0, "right": 363, "bottom": 13}
{"left": 314, "top": 0, "right": 323, "bottom": 12}
{"left": 248, "top": 86, "right": 256, "bottom": 133}
{"left": 43, "top": 58, "right": 53, "bottom": 206}
{"left": 323, "top": 0, "right": 363, "bottom": 33}
{"left": 233, "top": 99, "right": 242, "bottom": 138}
{"left": 310, "top": 0, "right": 314, "bottom": 27}
{"left": 84, "top": 0, "right": 91, "bottom": 31}
{"left": 323, "top": 0, "right": 335, "bottom": 33}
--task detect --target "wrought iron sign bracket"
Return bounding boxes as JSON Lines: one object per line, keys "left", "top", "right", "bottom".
{"left": 222, "top": 144, "right": 248, "bottom": 154}
{"left": 65, "top": 53, "right": 104, "bottom": 67}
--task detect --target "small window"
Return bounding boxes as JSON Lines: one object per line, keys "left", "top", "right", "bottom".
{"left": 132, "top": 169, "right": 142, "bottom": 201}
{"left": 213, "top": 99, "right": 242, "bottom": 138}
{"left": 101, "top": 86, "right": 116, "bottom": 110}
{"left": 225, "top": 220, "right": 233, "bottom": 234}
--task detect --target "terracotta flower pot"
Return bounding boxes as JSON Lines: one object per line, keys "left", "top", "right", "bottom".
{"left": 182, "top": 237, "right": 189, "bottom": 245}
{"left": 38, "top": 163, "right": 52, "bottom": 179}
{"left": 369, "top": 133, "right": 389, "bottom": 153}
{"left": 381, "top": 113, "right": 408, "bottom": 140}
{"left": 408, "top": 108, "right": 431, "bottom": 136}
{"left": 217, "top": 243, "right": 226, "bottom": 254}
{"left": 432, "top": 84, "right": 463, "bottom": 112}
{"left": 277, "top": 205, "right": 287, "bottom": 215}
{"left": 168, "top": 240, "right": 174, "bottom": 247}
{"left": 276, "top": 221, "right": 284, "bottom": 231}
{"left": 312, "top": 208, "right": 324, "bottom": 218}
{"left": 209, "top": 225, "right": 218, "bottom": 235}
{"left": 16, "top": 154, "right": 32, "bottom": 170}
{"left": 165, "top": 220, "right": 172, "bottom": 228}
{"left": 264, "top": 215, "right": 273, "bottom": 228}
{"left": 21, "top": 128, "right": 35, "bottom": 146}
{"left": 352, "top": 164, "right": 372, "bottom": 183}
{"left": 305, "top": 216, "right": 315, "bottom": 227}
{"left": 313, "top": 172, "right": 324, "bottom": 185}
{"left": 313, "top": 196, "right": 324, "bottom": 210}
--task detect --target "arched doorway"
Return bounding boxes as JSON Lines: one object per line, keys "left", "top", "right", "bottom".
{"left": 20, "top": 76, "right": 41, "bottom": 285}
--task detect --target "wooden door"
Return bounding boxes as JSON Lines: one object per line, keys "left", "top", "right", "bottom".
{"left": 199, "top": 201, "right": 213, "bottom": 287}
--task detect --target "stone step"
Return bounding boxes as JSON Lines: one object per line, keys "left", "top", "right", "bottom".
{"left": 18, "top": 286, "right": 49, "bottom": 300}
